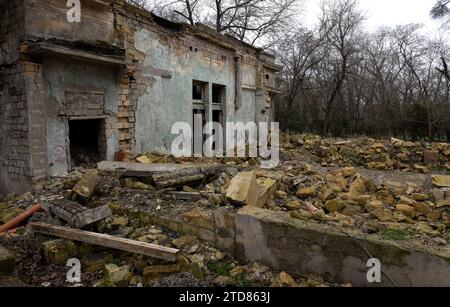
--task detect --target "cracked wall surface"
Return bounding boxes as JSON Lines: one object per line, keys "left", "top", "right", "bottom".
{"left": 0, "top": 0, "right": 280, "bottom": 194}
{"left": 0, "top": 0, "right": 31, "bottom": 194}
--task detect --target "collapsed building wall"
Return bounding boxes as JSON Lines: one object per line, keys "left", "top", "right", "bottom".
{"left": 0, "top": 0, "right": 31, "bottom": 194}
{"left": 118, "top": 3, "right": 280, "bottom": 154}
{"left": 0, "top": 0, "right": 280, "bottom": 194}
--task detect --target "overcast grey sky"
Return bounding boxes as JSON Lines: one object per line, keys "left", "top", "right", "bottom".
{"left": 301, "top": 0, "right": 447, "bottom": 37}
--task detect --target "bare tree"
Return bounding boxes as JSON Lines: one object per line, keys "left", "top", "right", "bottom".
{"left": 125, "top": 0, "right": 154, "bottom": 10}
{"left": 215, "top": 0, "right": 298, "bottom": 46}
{"left": 275, "top": 6, "right": 450, "bottom": 141}
{"left": 437, "top": 57, "right": 450, "bottom": 81}
{"left": 275, "top": 27, "right": 328, "bottom": 130}
{"left": 431, "top": 0, "right": 450, "bottom": 20}
{"left": 317, "top": 0, "right": 364, "bottom": 134}
{"left": 170, "top": 0, "right": 201, "bottom": 25}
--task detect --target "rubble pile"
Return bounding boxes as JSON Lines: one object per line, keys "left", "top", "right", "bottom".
{"left": 0, "top": 134, "right": 449, "bottom": 287}
{"left": 285, "top": 134, "right": 450, "bottom": 172}
{"left": 270, "top": 168, "right": 449, "bottom": 243}
{"left": 0, "top": 169, "right": 331, "bottom": 287}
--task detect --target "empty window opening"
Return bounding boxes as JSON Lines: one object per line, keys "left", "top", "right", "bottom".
{"left": 192, "top": 108, "right": 207, "bottom": 156}
{"left": 212, "top": 110, "right": 224, "bottom": 152}
{"left": 266, "top": 74, "right": 270, "bottom": 80}
{"left": 193, "top": 80, "right": 208, "bottom": 102}
{"left": 212, "top": 84, "right": 225, "bottom": 105}
{"left": 69, "top": 119, "right": 106, "bottom": 168}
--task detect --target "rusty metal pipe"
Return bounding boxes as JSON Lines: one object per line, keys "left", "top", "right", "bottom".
{"left": 0, "top": 204, "right": 42, "bottom": 234}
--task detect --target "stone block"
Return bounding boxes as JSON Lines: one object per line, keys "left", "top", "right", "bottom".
{"left": 226, "top": 171, "right": 258, "bottom": 207}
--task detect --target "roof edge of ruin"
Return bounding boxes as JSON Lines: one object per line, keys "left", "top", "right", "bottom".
{"left": 121, "top": 1, "right": 274, "bottom": 57}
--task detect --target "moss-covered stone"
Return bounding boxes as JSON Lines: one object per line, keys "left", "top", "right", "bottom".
{"left": 104, "top": 264, "right": 133, "bottom": 287}
{"left": 143, "top": 264, "right": 181, "bottom": 284}
{"left": 0, "top": 246, "right": 15, "bottom": 275}
{"left": 42, "top": 239, "right": 78, "bottom": 265}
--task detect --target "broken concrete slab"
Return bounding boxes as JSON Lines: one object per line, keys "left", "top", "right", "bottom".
{"left": 72, "top": 170, "right": 101, "bottom": 201}
{"left": 98, "top": 161, "right": 218, "bottom": 177}
{"left": 226, "top": 171, "right": 258, "bottom": 207}
{"left": 98, "top": 161, "right": 189, "bottom": 176}
{"left": 152, "top": 165, "right": 226, "bottom": 188}
{"left": 48, "top": 199, "right": 112, "bottom": 228}
{"left": 0, "top": 245, "right": 15, "bottom": 275}
{"left": 256, "top": 177, "right": 278, "bottom": 208}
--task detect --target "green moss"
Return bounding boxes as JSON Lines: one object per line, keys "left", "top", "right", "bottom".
{"left": 380, "top": 229, "right": 409, "bottom": 241}
{"left": 207, "top": 261, "right": 232, "bottom": 277}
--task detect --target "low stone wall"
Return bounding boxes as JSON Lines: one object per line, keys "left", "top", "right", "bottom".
{"left": 235, "top": 206, "right": 450, "bottom": 287}
{"left": 123, "top": 206, "right": 237, "bottom": 255}
{"left": 124, "top": 205, "right": 450, "bottom": 287}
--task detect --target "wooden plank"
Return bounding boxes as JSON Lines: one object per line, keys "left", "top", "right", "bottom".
{"left": 29, "top": 222, "right": 179, "bottom": 262}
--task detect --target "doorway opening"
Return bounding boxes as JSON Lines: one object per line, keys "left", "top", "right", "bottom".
{"left": 69, "top": 118, "right": 106, "bottom": 168}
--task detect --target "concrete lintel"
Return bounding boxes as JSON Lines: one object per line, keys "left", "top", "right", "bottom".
{"left": 28, "top": 43, "right": 125, "bottom": 66}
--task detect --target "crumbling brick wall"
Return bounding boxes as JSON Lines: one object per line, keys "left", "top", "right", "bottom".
{"left": 0, "top": 0, "right": 33, "bottom": 194}
{"left": 112, "top": 1, "right": 138, "bottom": 153}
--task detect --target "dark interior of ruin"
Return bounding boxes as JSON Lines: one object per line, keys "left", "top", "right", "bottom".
{"left": 69, "top": 119, "right": 105, "bottom": 167}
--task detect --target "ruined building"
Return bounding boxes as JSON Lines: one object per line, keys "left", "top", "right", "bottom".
{"left": 0, "top": 0, "right": 281, "bottom": 194}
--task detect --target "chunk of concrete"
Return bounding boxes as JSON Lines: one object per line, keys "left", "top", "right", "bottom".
{"left": 226, "top": 171, "right": 258, "bottom": 207}
{"left": 42, "top": 239, "right": 78, "bottom": 265}
{"left": 256, "top": 178, "right": 278, "bottom": 208}
{"left": 72, "top": 170, "right": 101, "bottom": 201}
{"left": 0, "top": 245, "right": 15, "bottom": 275}
{"left": 104, "top": 264, "right": 133, "bottom": 287}
{"left": 48, "top": 199, "right": 112, "bottom": 228}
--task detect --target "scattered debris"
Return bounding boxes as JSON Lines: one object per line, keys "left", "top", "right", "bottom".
{"left": 72, "top": 170, "right": 101, "bottom": 202}
{"left": 47, "top": 200, "right": 112, "bottom": 229}
{"left": 0, "top": 204, "right": 42, "bottom": 234}
{"left": 0, "top": 245, "right": 15, "bottom": 275}
{"left": 1, "top": 134, "right": 449, "bottom": 287}
{"left": 226, "top": 171, "right": 258, "bottom": 207}
{"left": 29, "top": 222, "right": 179, "bottom": 261}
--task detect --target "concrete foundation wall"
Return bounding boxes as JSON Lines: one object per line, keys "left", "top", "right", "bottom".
{"left": 235, "top": 207, "right": 450, "bottom": 287}
{"left": 123, "top": 204, "right": 450, "bottom": 287}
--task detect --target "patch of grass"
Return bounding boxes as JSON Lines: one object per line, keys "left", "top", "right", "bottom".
{"left": 233, "top": 274, "right": 252, "bottom": 287}
{"left": 207, "top": 261, "right": 232, "bottom": 277}
{"left": 380, "top": 229, "right": 409, "bottom": 241}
